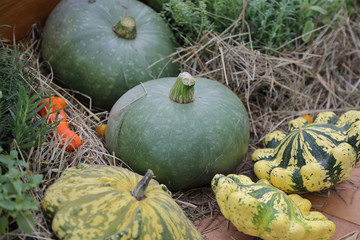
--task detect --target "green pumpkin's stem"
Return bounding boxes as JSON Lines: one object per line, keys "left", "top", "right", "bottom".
{"left": 169, "top": 72, "right": 196, "bottom": 104}
{"left": 113, "top": 16, "right": 137, "bottom": 40}
{"left": 131, "top": 169, "right": 153, "bottom": 201}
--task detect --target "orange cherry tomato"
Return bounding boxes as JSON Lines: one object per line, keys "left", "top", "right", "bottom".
{"left": 301, "top": 114, "right": 313, "bottom": 123}
{"left": 97, "top": 124, "right": 107, "bottom": 137}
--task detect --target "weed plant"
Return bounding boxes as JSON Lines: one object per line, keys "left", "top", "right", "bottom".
{"left": 160, "top": 0, "right": 357, "bottom": 51}
{"left": 0, "top": 36, "right": 56, "bottom": 235}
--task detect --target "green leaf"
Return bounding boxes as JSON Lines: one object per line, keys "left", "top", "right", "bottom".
{"left": 6, "top": 167, "right": 22, "bottom": 179}
{"left": 0, "top": 154, "right": 15, "bottom": 167}
{"left": 9, "top": 150, "right": 17, "bottom": 159}
{"left": 0, "top": 199, "right": 15, "bottom": 210}
{"left": 0, "top": 216, "right": 8, "bottom": 235}
{"left": 11, "top": 179, "right": 23, "bottom": 195}
{"left": 2, "top": 182, "right": 17, "bottom": 195}
{"left": 16, "top": 159, "right": 29, "bottom": 168}
{"left": 19, "top": 198, "right": 38, "bottom": 211}
{"left": 29, "top": 174, "right": 43, "bottom": 187}
{"left": 308, "top": 5, "right": 328, "bottom": 15}
{"left": 302, "top": 20, "right": 314, "bottom": 43}
{"left": 16, "top": 211, "right": 35, "bottom": 234}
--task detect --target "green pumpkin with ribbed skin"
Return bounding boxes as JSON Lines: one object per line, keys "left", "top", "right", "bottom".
{"left": 42, "top": 0, "right": 179, "bottom": 110}
{"left": 42, "top": 164, "right": 203, "bottom": 240}
{"left": 105, "top": 72, "right": 250, "bottom": 190}
{"left": 252, "top": 110, "right": 360, "bottom": 193}
{"left": 211, "top": 174, "right": 335, "bottom": 240}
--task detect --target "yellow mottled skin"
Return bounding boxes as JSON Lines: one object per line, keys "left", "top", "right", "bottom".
{"left": 300, "top": 162, "right": 331, "bottom": 192}
{"left": 269, "top": 166, "right": 298, "bottom": 192}
{"left": 42, "top": 164, "right": 203, "bottom": 240}
{"left": 289, "top": 117, "right": 308, "bottom": 131}
{"left": 313, "top": 112, "right": 337, "bottom": 124}
{"left": 264, "top": 130, "right": 286, "bottom": 146}
{"left": 337, "top": 110, "right": 360, "bottom": 126}
{"left": 212, "top": 174, "right": 336, "bottom": 240}
{"left": 252, "top": 110, "right": 360, "bottom": 193}
{"left": 347, "top": 121, "right": 360, "bottom": 162}
{"left": 288, "top": 194, "right": 311, "bottom": 212}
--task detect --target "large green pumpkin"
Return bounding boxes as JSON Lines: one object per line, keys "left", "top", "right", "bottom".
{"left": 42, "top": 164, "right": 203, "bottom": 240}
{"left": 42, "top": 0, "right": 179, "bottom": 109}
{"left": 105, "top": 72, "right": 250, "bottom": 190}
{"left": 252, "top": 111, "right": 360, "bottom": 193}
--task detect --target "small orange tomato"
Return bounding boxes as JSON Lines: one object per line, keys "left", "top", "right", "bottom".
{"left": 97, "top": 124, "right": 107, "bottom": 136}
{"left": 301, "top": 114, "right": 313, "bottom": 123}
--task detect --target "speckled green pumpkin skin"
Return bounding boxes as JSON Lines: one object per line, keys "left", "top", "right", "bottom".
{"left": 105, "top": 77, "right": 250, "bottom": 190}
{"left": 41, "top": 164, "right": 203, "bottom": 240}
{"left": 42, "top": 0, "right": 179, "bottom": 109}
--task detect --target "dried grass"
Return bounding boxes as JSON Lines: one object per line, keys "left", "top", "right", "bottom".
{"left": 176, "top": 15, "right": 360, "bottom": 146}
{"left": 4, "top": 12, "right": 360, "bottom": 240}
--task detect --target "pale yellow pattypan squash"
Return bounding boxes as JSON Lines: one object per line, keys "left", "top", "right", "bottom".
{"left": 212, "top": 173, "right": 335, "bottom": 240}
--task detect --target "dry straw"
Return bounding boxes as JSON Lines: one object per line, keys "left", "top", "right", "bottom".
{"left": 5, "top": 10, "right": 360, "bottom": 239}
{"left": 176, "top": 15, "right": 360, "bottom": 149}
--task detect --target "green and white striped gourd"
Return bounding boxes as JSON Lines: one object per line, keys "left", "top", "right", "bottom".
{"left": 42, "top": 164, "right": 203, "bottom": 240}
{"left": 212, "top": 173, "right": 335, "bottom": 240}
{"left": 252, "top": 110, "right": 360, "bottom": 193}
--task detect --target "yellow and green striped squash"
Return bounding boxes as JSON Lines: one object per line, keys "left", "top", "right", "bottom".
{"left": 211, "top": 174, "right": 335, "bottom": 240}
{"left": 252, "top": 110, "right": 360, "bottom": 193}
{"left": 41, "top": 164, "right": 203, "bottom": 240}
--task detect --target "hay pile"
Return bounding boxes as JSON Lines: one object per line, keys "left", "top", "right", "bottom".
{"left": 176, "top": 16, "right": 360, "bottom": 144}
{"left": 5, "top": 11, "right": 360, "bottom": 240}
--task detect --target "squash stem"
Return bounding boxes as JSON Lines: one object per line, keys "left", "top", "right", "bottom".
{"left": 131, "top": 169, "right": 153, "bottom": 201}
{"left": 169, "top": 72, "right": 196, "bottom": 104}
{"left": 113, "top": 16, "right": 137, "bottom": 40}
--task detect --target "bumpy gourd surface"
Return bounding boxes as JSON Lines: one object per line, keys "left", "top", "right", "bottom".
{"left": 105, "top": 77, "right": 250, "bottom": 190}
{"left": 42, "top": 164, "right": 203, "bottom": 240}
{"left": 252, "top": 111, "right": 360, "bottom": 193}
{"left": 212, "top": 174, "right": 335, "bottom": 240}
{"left": 42, "top": 0, "right": 179, "bottom": 109}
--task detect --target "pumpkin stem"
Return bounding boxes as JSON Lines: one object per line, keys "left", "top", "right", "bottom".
{"left": 169, "top": 72, "right": 196, "bottom": 104}
{"left": 131, "top": 169, "right": 153, "bottom": 201}
{"left": 113, "top": 16, "right": 137, "bottom": 40}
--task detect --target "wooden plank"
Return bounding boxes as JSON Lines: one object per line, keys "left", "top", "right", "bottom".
{"left": 0, "top": 0, "right": 61, "bottom": 40}
{"left": 196, "top": 215, "right": 253, "bottom": 240}
{"left": 323, "top": 213, "right": 360, "bottom": 239}
{"left": 305, "top": 167, "right": 360, "bottom": 225}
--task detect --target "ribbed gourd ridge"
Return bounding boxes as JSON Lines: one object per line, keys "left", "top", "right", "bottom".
{"left": 252, "top": 110, "right": 360, "bottom": 193}
{"left": 211, "top": 174, "right": 336, "bottom": 240}
{"left": 41, "top": 164, "right": 203, "bottom": 240}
